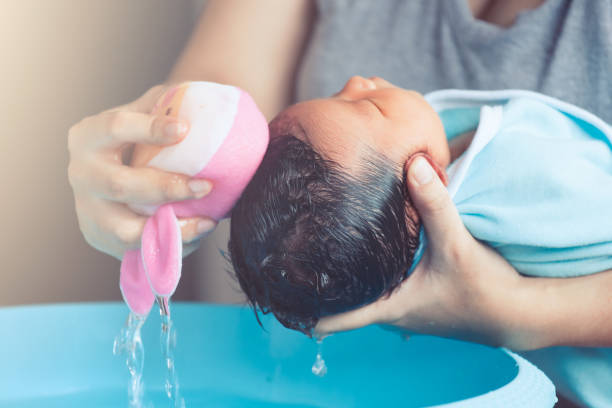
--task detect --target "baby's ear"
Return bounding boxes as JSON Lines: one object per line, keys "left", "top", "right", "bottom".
{"left": 404, "top": 153, "right": 448, "bottom": 186}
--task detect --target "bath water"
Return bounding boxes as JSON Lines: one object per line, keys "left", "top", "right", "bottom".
{"left": 311, "top": 339, "right": 327, "bottom": 377}
{"left": 17, "top": 389, "right": 319, "bottom": 407}
{"left": 115, "top": 301, "right": 323, "bottom": 405}
{"left": 113, "top": 312, "right": 147, "bottom": 408}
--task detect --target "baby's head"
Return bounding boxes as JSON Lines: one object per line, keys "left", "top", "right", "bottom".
{"left": 229, "top": 76, "right": 449, "bottom": 334}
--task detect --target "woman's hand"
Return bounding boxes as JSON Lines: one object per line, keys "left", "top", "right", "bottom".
{"left": 315, "top": 156, "right": 545, "bottom": 350}
{"left": 318, "top": 156, "right": 612, "bottom": 350}
{"left": 67, "top": 85, "right": 217, "bottom": 261}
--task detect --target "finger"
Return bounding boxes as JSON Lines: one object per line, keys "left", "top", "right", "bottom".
{"left": 75, "top": 191, "right": 214, "bottom": 261}
{"left": 314, "top": 300, "right": 387, "bottom": 336}
{"left": 78, "top": 197, "right": 148, "bottom": 259}
{"left": 89, "top": 110, "right": 189, "bottom": 150}
{"left": 379, "top": 324, "right": 415, "bottom": 340}
{"left": 73, "top": 195, "right": 123, "bottom": 259}
{"left": 178, "top": 217, "right": 217, "bottom": 243}
{"left": 406, "top": 156, "right": 467, "bottom": 252}
{"left": 88, "top": 199, "right": 215, "bottom": 256}
{"left": 127, "top": 85, "right": 168, "bottom": 113}
{"left": 70, "top": 159, "right": 211, "bottom": 204}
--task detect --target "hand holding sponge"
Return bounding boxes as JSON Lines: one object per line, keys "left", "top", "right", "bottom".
{"left": 119, "top": 82, "right": 269, "bottom": 316}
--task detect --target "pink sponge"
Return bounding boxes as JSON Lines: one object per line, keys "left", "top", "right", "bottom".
{"left": 119, "top": 82, "right": 269, "bottom": 316}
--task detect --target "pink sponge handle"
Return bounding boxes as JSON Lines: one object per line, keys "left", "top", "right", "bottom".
{"left": 120, "top": 250, "right": 155, "bottom": 316}
{"left": 119, "top": 82, "right": 269, "bottom": 316}
{"left": 141, "top": 205, "right": 182, "bottom": 297}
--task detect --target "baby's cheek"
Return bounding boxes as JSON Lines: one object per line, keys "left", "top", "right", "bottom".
{"left": 132, "top": 84, "right": 189, "bottom": 167}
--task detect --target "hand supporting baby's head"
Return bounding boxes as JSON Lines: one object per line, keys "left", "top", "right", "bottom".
{"left": 229, "top": 76, "right": 450, "bottom": 334}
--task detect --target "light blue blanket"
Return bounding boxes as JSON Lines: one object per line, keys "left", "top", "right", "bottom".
{"left": 415, "top": 90, "right": 612, "bottom": 278}
{"left": 418, "top": 90, "right": 612, "bottom": 408}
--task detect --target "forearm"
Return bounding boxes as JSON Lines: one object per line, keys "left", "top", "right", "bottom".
{"left": 502, "top": 271, "right": 612, "bottom": 350}
{"left": 166, "top": 0, "right": 315, "bottom": 119}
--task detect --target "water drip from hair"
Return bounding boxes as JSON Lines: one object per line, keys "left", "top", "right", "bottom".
{"left": 311, "top": 338, "right": 328, "bottom": 377}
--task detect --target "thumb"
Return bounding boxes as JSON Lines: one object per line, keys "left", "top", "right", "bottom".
{"left": 406, "top": 155, "right": 465, "bottom": 250}
{"left": 104, "top": 85, "right": 168, "bottom": 115}
{"left": 314, "top": 299, "right": 388, "bottom": 336}
{"left": 128, "top": 84, "right": 170, "bottom": 113}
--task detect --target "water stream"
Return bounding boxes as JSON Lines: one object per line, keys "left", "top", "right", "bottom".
{"left": 158, "top": 297, "right": 185, "bottom": 408}
{"left": 113, "top": 312, "right": 147, "bottom": 408}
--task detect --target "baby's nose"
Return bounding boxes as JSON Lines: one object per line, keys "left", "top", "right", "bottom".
{"left": 340, "top": 76, "right": 377, "bottom": 95}
{"left": 368, "top": 76, "right": 396, "bottom": 89}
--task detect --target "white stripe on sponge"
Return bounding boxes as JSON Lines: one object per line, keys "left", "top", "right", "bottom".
{"left": 147, "top": 82, "right": 240, "bottom": 176}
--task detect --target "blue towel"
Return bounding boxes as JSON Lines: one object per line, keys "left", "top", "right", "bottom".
{"left": 412, "top": 90, "right": 612, "bottom": 278}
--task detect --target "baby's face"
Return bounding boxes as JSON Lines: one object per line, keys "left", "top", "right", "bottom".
{"left": 270, "top": 76, "right": 450, "bottom": 171}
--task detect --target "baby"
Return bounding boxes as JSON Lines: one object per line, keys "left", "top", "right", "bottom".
{"left": 228, "top": 76, "right": 612, "bottom": 335}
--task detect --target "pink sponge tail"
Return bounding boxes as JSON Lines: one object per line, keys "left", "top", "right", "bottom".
{"left": 119, "top": 205, "right": 182, "bottom": 315}
{"left": 141, "top": 204, "right": 182, "bottom": 297}
{"left": 119, "top": 250, "right": 155, "bottom": 316}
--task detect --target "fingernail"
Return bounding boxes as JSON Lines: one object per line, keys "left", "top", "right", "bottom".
{"left": 412, "top": 157, "right": 433, "bottom": 186}
{"left": 196, "top": 219, "right": 216, "bottom": 235}
{"left": 165, "top": 121, "right": 188, "bottom": 139}
{"left": 188, "top": 179, "right": 212, "bottom": 197}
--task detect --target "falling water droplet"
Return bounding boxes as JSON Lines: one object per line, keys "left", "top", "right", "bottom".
{"left": 311, "top": 338, "right": 328, "bottom": 377}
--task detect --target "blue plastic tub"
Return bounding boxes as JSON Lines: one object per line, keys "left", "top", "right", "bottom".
{"left": 0, "top": 302, "right": 556, "bottom": 407}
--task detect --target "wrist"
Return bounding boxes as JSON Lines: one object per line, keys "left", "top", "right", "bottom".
{"left": 494, "top": 276, "right": 556, "bottom": 351}
{"left": 470, "top": 271, "right": 545, "bottom": 350}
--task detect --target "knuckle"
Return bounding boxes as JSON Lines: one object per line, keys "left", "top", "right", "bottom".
{"left": 73, "top": 209, "right": 87, "bottom": 234}
{"left": 161, "top": 174, "right": 186, "bottom": 200}
{"left": 107, "top": 171, "right": 128, "bottom": 200}
{"left": 424, "top": 190, "right": 451, "bottom": 216}
{"left": 445, "top": 238, "right": 472, "bottom": 267}
{"left": 107, "top": 111, "right": 129, "bottom": 136}
{"left": 385, "top": 306, "right": 403, "bottom": 322}
{"left": 149, "top": 116, "right": 165, "bottom": 142}
{"left": 67, "top": 125, "right": 77, "bottom": 153}
{"left": 113, "top": 223, "right": 141, "bottom": 247}
{"left": 75, "top": 214, "right": 101, "bottom": 250}
{"left": 67, "top": 162, "right": 79, "bottom": 188}
{"left": 149, "top": 84, "right": 165, "bottom": 95}
{"left": 83, "top": 231, "right": 99, "bottom": 250}
{"left": 446, "top": 241, "right": 465, "bottom": 263}
{"left": 67, "top": 120, "right": 84, "bottom": 153}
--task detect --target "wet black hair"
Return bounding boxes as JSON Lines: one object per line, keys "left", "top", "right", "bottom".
{"left": 228, "top": 132, "right": 420, "bottom": 335}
